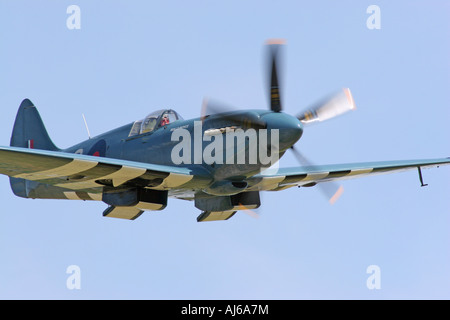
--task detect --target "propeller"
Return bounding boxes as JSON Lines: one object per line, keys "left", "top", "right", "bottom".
{"left": 200, "top": 39, "right": 356, "bottom": 205}
{"left": 265, "top": 39, "right": 352, "bottom": 204}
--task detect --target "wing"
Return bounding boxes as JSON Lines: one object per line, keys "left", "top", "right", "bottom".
{"left": 0, "top": 146, "right": 211, "bottom": 200}
{"left": 245, "top": 158, "right": 450, "bottom": 191}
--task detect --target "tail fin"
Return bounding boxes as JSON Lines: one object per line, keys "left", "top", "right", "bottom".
{"left": 9, "top": 99, "right": 59, "bottom": 198}
{"left": 10, "top": 99, "right": 59, "bottom": 151}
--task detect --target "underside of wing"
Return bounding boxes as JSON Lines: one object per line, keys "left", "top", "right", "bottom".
{"left": 0, "top": 146, "right": 211, "bottom": 201}
{"left": 246, "top": 158, "right": 450, "bottom": 191}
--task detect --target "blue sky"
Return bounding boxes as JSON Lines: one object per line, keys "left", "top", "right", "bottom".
{"left": 0, "top": 0, "right": 449, "bottom": 299}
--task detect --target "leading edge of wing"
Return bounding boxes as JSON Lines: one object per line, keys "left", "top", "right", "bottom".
{"left": 252, "top": 158, "right": 450, "bottom": 189}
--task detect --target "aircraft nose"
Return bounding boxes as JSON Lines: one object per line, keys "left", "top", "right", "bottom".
{"left": 262, "top": 112, "right": 303, "bottom": 151}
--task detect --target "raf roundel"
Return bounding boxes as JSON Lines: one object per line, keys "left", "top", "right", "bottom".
{"left": 88, "top": 139, "right": 107, "bottom": 157}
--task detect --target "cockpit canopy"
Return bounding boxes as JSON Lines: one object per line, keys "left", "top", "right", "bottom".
{"left": 128, "top": 109, "right": 183, "bottom": 137}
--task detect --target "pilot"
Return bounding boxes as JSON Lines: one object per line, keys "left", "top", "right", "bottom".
{"left": 160, "top": 114, "right": 170, "bottom": 126}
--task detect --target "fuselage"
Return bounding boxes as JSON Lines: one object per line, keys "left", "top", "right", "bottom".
{"left": 64, "top": 109, "right": 303, "bottom": 185}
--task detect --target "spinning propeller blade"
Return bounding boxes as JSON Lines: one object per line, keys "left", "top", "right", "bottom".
{"left": 290, "top": 146, "right": 345, "bottom": 205}
{"left": 200, "top": 97, "right": 266, "bottom": 129}
{"left": 297, "top": 88, "right": 356, "bottom": 125}
{"left": 237, "top": 203, "right": 260, "bottom": 219}
{"left": 266, "top": 39, "right": 286, "bottom": 113}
